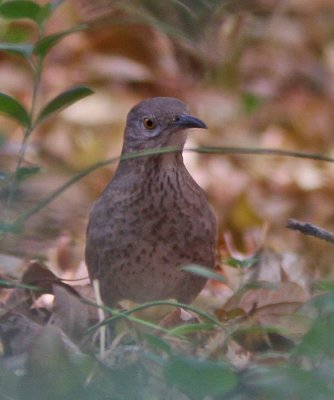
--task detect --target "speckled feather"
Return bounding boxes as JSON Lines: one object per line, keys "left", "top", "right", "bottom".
{"left": 85, "top": 97, "right": 217, "bottom": 306}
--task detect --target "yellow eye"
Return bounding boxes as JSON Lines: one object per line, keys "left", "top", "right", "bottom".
{"left": 143, "top": 117, "right": 156, "bottom": 130}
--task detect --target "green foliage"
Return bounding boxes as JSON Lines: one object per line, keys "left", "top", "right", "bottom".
{"left": 0, "top": 0, "right": 93, "bottom": 236}
{"left": 0, "top": 1, "right": 49, "bottom": 26}
{"left": 0, "top": 92, "right": 31, "bottom": 127}
{"left": 182, "top": 264, "right": 227, "bottom": 282}
{"left": 36, "top": 87, "right": 94, "bottom": 125}
{"left": 226, "top": 255, "right": 259, "bottom": 269}
{"left": 165, "top": 356, "right": 237, "bottom": 399}
{"left": 34, "top": 25, "right": 86, "bottom": 58}
{"left": 15, "top": 165, "right": 40, "bottom": 181}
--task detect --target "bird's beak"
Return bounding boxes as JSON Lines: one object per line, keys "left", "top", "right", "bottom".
{"left": 173, "top": 114, "right": 207, "bottom": 130}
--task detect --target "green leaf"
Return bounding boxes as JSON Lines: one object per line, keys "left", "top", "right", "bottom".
{"left": 143, "top": 334, "right": 171, "bottom": 354}
{"left": 226, "top": 255, "right": 259, "bottom": 269}
{"left": 37, "top": 3, "right": 52, "bottom": 24}
{"left": 15, "top": 165, "right": 40, "bottom": 181}
{"left": 168, "top": 322, "right": 215, "bottom": 336}
{"left": 294, "top": 315, "right": 334, "bottom": 360}
{"left": 165, "top": 356, "right": 237, "bottom": 399}
{"left": 310, "top": 292, "right": 334, "bottom": 314}
{"left": 0, "top": 93, "right": 30, "bottom": 127}
{"left": 34, "top": 24, "right": 86, "bottom": 58}
{"left": 181, "top": 264, "right": 227, "bottom": 283}
{"left": 36, "top": 86, "right": 93, "bottom": 124}
{"left": 0, "top": 42, "right": 34, "bottom": 58}
{"left": 0, "top": 1, "right": 45, "bottom": 24}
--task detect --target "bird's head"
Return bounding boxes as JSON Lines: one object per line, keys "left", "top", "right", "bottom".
{"left": 122, "top": 97, "right": 207, "bottom": 152}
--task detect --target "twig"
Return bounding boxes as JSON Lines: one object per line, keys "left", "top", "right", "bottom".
{"left": 286, "top": 218, "right": 334, "bottom": 245}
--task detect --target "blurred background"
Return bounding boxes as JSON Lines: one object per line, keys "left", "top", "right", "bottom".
{"left": 1, "top": 0, "right": 334, "bottom": 279}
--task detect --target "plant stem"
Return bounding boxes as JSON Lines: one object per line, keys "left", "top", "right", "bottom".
{"left": 5, "top": 37, "right": 44, "bottom": 217}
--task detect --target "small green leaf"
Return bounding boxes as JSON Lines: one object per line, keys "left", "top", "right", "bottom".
{"left": 165, "top": 356, "right": 237, "bottom": 399}
{"left": 0, "top": 42, "right": 34, "bottom": 58}
{"left": 16, "top": 165, "right": 40, "bottom": 181}
{"left": 168, "top": 323, "right": 214, "bottom": 336}
{"left": 36, "top": 87, "right": 93, "bottom": 124}
{"left": 310, "top": 292, "right": 334, "bottom": 314}
{"left": 37, "top": 3, "right": 52, "bottom": 24}
{"left": 226, "top": 255, "right": 259, "bottom": 269}
{"left": 34, "top": 24, "right": 86, "bottom": 58}
{"left": 144, "top": 334, "right": 171, "bottom": 354}
{"left": 0, "top": 1, "right": 44, "bottom": 24}
{"left": 0, "top": 93, "right": 30, "bottom": 127}
{"left": 181, "top": 264, "right": 227, "bottom": 283}
{"left": 294, "top": 315, "right": 334, "bottom": 360}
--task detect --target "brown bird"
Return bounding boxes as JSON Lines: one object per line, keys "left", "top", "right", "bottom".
{"left": 85, "top": 97, "right": 217, "bottom": 306}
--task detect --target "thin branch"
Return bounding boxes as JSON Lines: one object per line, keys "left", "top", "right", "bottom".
{"left": 286, "top": 218, "right": 334, "bottom": 245}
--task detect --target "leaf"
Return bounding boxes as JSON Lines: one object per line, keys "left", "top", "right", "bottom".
{"left": 168, "top": 322, "right": 215, "bottom": 336}
{"left": 0, "top": 93, "right": 30, "bottom": 127}
{"left": 0, "top": 1, "right": 45, "bottom": 24}
{"left": 294, "top": 314, "right": 334, "bottom": 360}
{"left": 15, "top": 165, "right": 40, "bottom": 181}
{"left": 226, "top": 255, "right": 259, "bottom": 269}
{"left": 34, "top": 24, "right": 86, "bottom": 58}
{"left": 165, "top": 356, "right": 237, "bottom": 399}
{"left": 0, "top": 42, "right": 34, "bottom": 58}
{"left": 310, "top": 292, "right": 334, "bottom": 314}
{"left": 181, "top": 264, "right": 227, "bottom": 283}
{"left": 36, "top": 86, "right": 94, "bottom": 124}
{"left": 143, "top": 334, "right": 171, "bottom": 354}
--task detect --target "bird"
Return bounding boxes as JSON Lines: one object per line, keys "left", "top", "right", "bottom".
{"left": 85, "top": 97, "right": 217, "bottom": 307}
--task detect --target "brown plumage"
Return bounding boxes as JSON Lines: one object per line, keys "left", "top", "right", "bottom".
{"left": 85, "top": 97, "right": 217, "bottom": 306}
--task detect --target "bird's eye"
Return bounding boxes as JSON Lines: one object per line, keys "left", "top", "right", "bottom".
{"left": 143, "top": 117, "right": 156, "bottom": 130}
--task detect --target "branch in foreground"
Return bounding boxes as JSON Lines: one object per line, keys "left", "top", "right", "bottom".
{"left": 286, "top": 218, "right": 334, "bottom": 245}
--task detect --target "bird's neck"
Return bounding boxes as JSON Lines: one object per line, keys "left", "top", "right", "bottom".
{"left": 117, "top": 151, "right": 184, "bottom": 176}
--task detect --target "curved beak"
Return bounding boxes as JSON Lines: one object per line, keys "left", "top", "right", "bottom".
{"left": 173, "top": 114, "right": 207, "bottom": 130}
